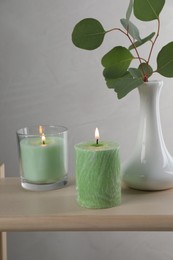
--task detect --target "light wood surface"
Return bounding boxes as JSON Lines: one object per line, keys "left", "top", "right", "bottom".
{"left": 0, "top": 177, "right": 173, "bottom": 231}
{"left": 0, "top": 164, "right": 7, "bottom": 260}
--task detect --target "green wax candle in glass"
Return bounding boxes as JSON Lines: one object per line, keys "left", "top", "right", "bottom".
{"left": 17, "top": 125, "right": 68, "bottom": 191}
{"left": 75, "top": 128, "right": 121, "bottom": 209}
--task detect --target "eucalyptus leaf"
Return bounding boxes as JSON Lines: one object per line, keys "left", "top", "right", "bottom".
{"left": 129, "top": 32, "right": 155, "bottom": 50}
{"left": 72, "top": 18, "right": 105, "bottom": 50}
{"left": 126, "top": 0, "right": 133, "bottom": 21}
{"left": 106, "top": 72, "right": 132, "bottom": 88}
{"left": 106, "top": 73, "right": 143, "bottom": 99}
{"left": 128, "top": 68, "right": 142, "bottom": 78}
{"left": 138, "top": 63, "right": 153, "bottom": 78}
{"left": 101, "top": 46, "right": 133, "bottom": 73}
{"left": 157, "top": 42, "right": 173, "bottom": 77}
{"left": 134, "top": 0, "right": 165, "bottom": 21}
{"left": 103, "top": 66, "right": 126, "bottom": 79}
{"left": 120, "top": 18, "right": 141, "bottom": 42}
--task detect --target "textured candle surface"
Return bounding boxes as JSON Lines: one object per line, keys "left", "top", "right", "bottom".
{"left": 20, "top": 137, "right": 66, "bottom": 183}
{"left": 75, "top": 141, "right": 121, "bottom": 208}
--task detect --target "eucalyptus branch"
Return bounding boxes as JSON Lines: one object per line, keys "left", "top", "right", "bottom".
{"left": 72, "top": 0, "right": 173, "bottom": 99}
{"left": 142, "top": 18, "right": 160, "bottom": 80}
{"left": 106, "top": 28, "right": 142, "bottom": 64}
{"left": 106, "top": 27, "right": 145, "bottom": 76}
{"left": 147, "top": 18, "right": 160, "bottom": 65}
{"left": 133, "top": 57, "right": 148, "bottom": 63}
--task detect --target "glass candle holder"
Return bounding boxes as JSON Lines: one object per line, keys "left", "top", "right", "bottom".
{"left": 17, "top": 125, "right": 68, "bottom": 191}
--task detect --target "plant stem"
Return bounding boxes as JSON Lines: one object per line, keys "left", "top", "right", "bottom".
{"left": 106, "top": 27, "right": 145, "bottom": 78}
{"left": 134, "top": 57, "right": 147, "bottom": 63}
{"left": 147, "top": 18, "right": 160, "bottom": 65}
{"left": 144, "top": 18, "right": 160, "bottom": 79}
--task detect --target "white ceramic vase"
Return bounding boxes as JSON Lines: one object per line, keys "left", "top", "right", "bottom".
{"left": 122, "top": 80, "right": 173, "bottom": 190}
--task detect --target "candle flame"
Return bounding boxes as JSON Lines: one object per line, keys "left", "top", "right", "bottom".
{"left": 39, "top": 126, "right": 46, "bottom": 145}
{"left": 41, "top": 133, "right": 46, "bottom": 145}
{"left": 39, "top": 125, "right": 43, "bottom": 135}
{"left": 95, "top": 127, "right": 99, "bottom": 140}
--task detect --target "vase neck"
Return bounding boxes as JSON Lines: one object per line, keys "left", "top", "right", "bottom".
{"left": 138, "top": 81, "right": 163, "bottom": 111}
{"left": 138, "top": 81, "right": 163, "bottom": 121}
{"left": 137, "top": 81, "right": 165, "bottom": 150}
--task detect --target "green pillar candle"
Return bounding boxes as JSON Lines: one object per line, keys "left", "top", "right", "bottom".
{"left": 75, "top": 141, "right": 121, "bottom": 209}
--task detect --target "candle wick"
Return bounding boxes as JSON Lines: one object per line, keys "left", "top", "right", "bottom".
{"left": 96, "top": 139, "right": 99, "bottom": 145}
{"left": 43, "top": 140, "right": 45, "bottom": 145}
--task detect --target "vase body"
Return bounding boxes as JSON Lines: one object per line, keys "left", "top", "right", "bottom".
{"left": 122, "top": 80, "right": 173, "bottom": 190}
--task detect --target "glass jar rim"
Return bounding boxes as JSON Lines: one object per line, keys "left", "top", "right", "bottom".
{"left": 17, "top": 125, "right": 68, "bottom": 137}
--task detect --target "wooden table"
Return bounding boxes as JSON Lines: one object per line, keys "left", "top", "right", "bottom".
{"left": 1, "top": 177, "right": 173, "bottom": 232}
{"left": 1, "top": 175, "right": 173, "bottom": 259}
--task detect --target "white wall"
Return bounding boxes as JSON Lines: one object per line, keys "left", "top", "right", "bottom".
{"left": 1, "top": 0, "right": 173, "bottom": 259}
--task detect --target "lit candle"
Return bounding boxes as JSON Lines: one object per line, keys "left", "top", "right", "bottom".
{"left": 17, "top": 125, "right": 68, "bottom": 191}
{"left": 95, "top": 127, "right": 99, "bottom": 145}
{"left": 75, "top": 128, "right": 121, "bottom": 208}
{"left": 39, "top": 126, "right": 46, "bottom": 145}
{"left": 42, "top": 133, "right": 46, "bottom": 145}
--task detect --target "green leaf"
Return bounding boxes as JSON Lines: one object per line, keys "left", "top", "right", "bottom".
{"left": 126, "top": 0, "right": 133, "bottom": 21}
{"left": 106, "top": 72, "right": 132, "bottom": 88}
{"left": 128, "top": 68, "right": 142, "bottom": 78}
{"left": 157, "top": 42, "right": 173, "bottom": 77}
{"left": 103, "top": 66, "right": 126, "bottom": 79}
{"left": 101, "top": 46, "right": 133, "bottom": 73}
{"left": 138, "top": 63, "right": 153, "bottom": 78}
{"left": 134, "top": 0, "right": 165, "bottom": 21}
{"left": 129, "top": 64, "right": 153, "bottom": 80}
{"left": 120, "top": 18, "right": 141, "bottom": 42}
{"left": 72, "top": 18, "right": 105, "bottom": 50}
{"left": 106, "top": 73, "right": 143, "bottom": 99}
{"left": 129, "top": 32, "right": 155, "bottom": 50}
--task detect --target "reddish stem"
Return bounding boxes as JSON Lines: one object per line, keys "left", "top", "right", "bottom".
{"left": 147, "top": 18, "right": 160, "bottom": 65}
{"left": 106, "top": 27, "right": 145, "bottom": 78}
